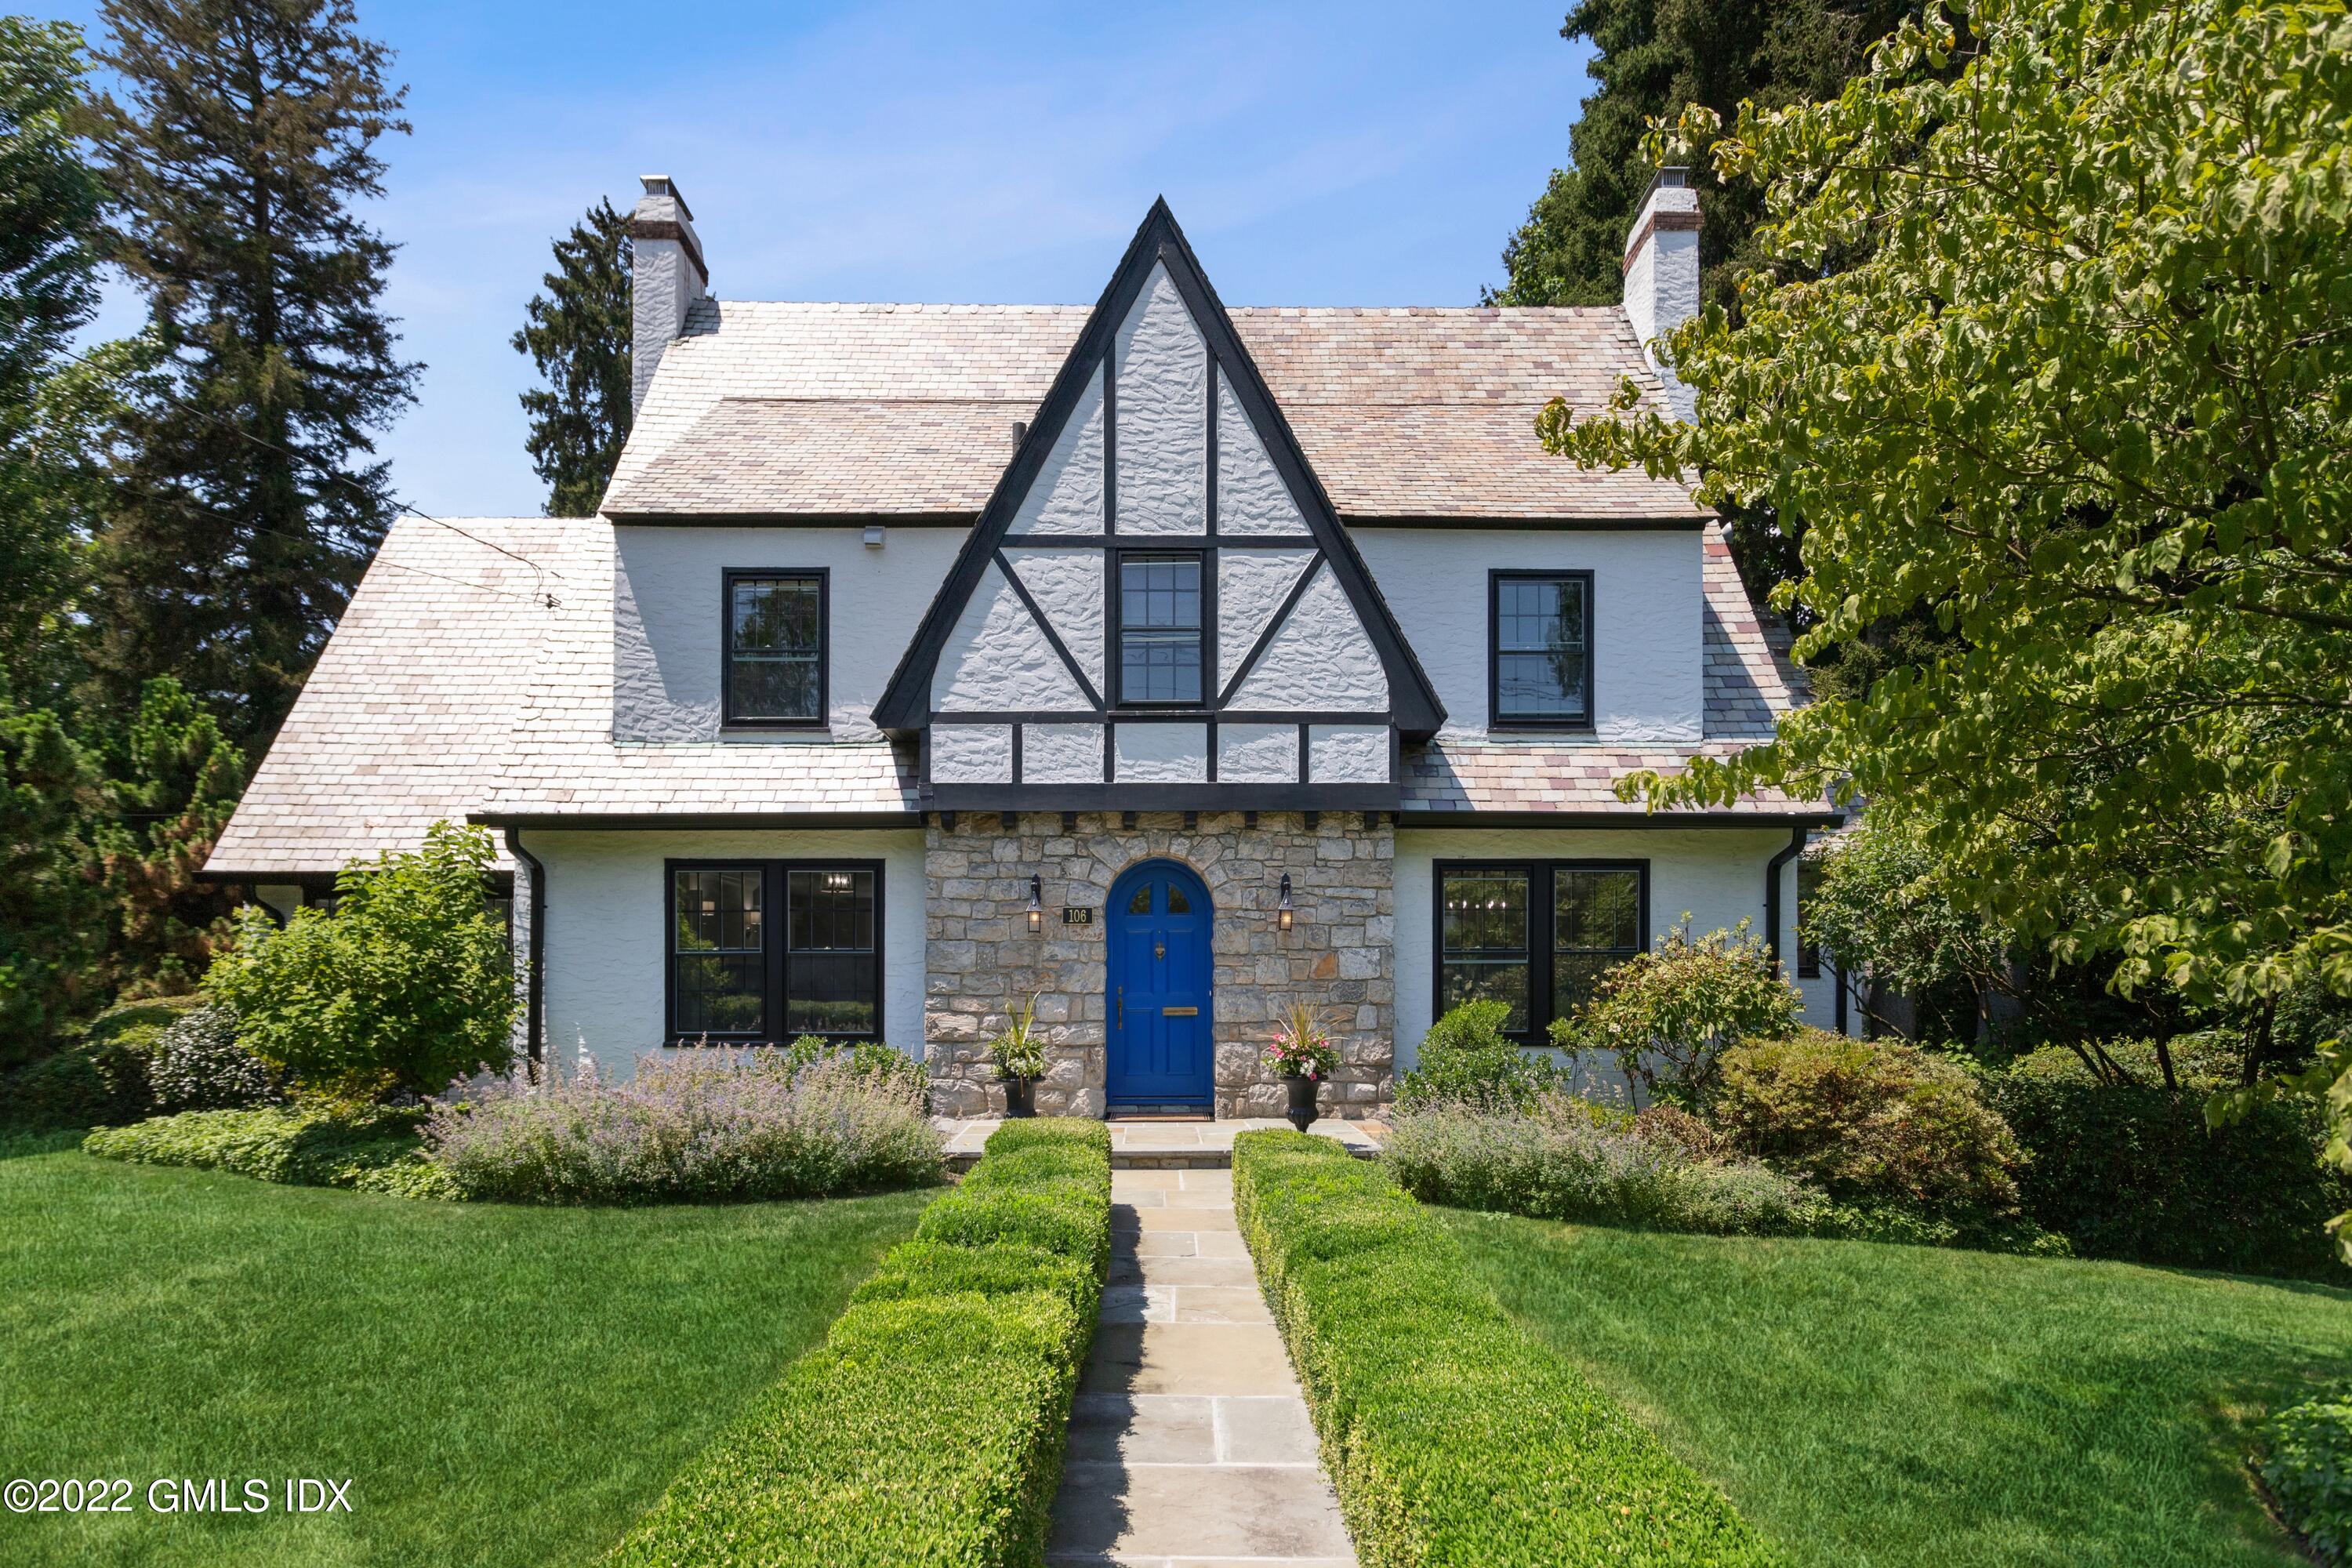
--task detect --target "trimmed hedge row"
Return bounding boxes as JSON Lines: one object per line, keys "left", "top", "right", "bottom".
{"left": 1234, "top": 1130, "right": 1786, "bottom": 1568}
{"left": 606, "top": 1117, "right": 1110, "bottom": 1567}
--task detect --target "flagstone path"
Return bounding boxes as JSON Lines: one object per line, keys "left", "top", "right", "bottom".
{"left": 1045, "top": 1165, "right": 1356, "bottom": 1567}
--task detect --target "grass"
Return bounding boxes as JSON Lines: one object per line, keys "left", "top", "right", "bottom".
{"left": 1443, "top": 1207, "right": 2352, "bottom": 1568}
{"left": 0, "top": 1145, "right": 931, "bottom": 1568}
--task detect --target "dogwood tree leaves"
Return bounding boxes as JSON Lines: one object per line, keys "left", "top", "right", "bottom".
{"left": 1542, "top": 0, "right": 2352, "bottom": 1247}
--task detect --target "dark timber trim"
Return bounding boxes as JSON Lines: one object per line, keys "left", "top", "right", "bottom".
{"left": 1396, "top": 810, "right": 1842, "bottom": 830}
{"left": 1343, "top": 514, "right": 1711, "bottom": 532}
{"left": 1219, "top": 552, "right": 1322, "bottom": 708}
{"left": 993, "top": 549, "right": 1105, "bottom": 710}
{"left": 606, "top": 510, "right": 978, "bottom": 528}
{"left": 927, "top": 782, "right": 1398, "bottom": 812}
{"left": 871, "top": 198, "right": 1446, "bottom": 739}
{"left": 470, "top": 811, "right": 922, "bottom": 830}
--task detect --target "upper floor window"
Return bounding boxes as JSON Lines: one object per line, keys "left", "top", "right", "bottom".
{"left": 1116, "top": 553, "right": 1203, "bottom": 705}
{"left": 726, "top": 570, "right": 826, "bottom": 726}
{"left": 1436, "top": 860, "right": 1646, "bottom": 1043}
{"left": 1490, "top": 570, "right": 1592, "bottom": 728}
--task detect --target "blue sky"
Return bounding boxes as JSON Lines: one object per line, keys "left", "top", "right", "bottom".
{"left": 52, "top": 1, "right": 1595, "bottom": 517}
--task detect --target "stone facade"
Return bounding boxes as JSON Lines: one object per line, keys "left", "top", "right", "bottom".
{"left": 924, "top": 811, "right": 1394, "bottom": 1120}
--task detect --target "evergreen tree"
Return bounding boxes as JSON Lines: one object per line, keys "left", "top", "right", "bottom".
{"left": 0, "top": 706, "right": 105, "bottom": 1065}
{"left": 1491, "top": 0, "right": 1905, "bottom": 312}
{"left": 0, "top": 18, "right": 107, "bottom": 707}
{"left": 513, "top": 198, "right": 633, "bottom": 517}
{"left": 82, "top": 0, "right": 417, "bottom": 755}
{"left": 93, "top": 677, "right": 246, "bottom": 1000}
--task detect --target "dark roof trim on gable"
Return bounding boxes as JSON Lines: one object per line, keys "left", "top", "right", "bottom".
{"left": 872, "top": 198, "right": 1448, "bottom": 739}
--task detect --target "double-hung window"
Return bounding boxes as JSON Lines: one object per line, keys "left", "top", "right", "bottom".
{"left": 1436, "top": 860, "right": 1646, "bottom": 1043}
{"left": 1116, "top": 554, "right": 1204, "bottom": 705}
{"left": 725, "top": 571, "right": 826, "bottom": 725}
{"left": 667, "top": 861, "right": 880, "bottom": 1043}
{"left": 1490, "top": 570, "right": 1592, "bottom": 728}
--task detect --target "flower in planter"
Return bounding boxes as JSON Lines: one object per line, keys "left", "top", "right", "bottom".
{"left": 1264, "top": 999, "right": 1340, "bottom": 1080}
{"left": 989, "top": 993, "right": 1047, "bottom": 1080}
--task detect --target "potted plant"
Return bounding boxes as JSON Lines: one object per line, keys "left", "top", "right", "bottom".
{"left": 1264, "top": 1000, "right": 1340, "bottom": 1132}
{"left": 989, "top": 993, "right": 1047, "bottom": 1118}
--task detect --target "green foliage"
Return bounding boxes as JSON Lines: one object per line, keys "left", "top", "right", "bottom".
{"left": 987, "top": 992, "right": 1047, "bottom": 1080}
{"left": 89, "top": 675, "right": 245, "bottom": 997}
{"left": 1986, "top": 1073, "right": 2349, "bottom": 1280}
{"left": 513, "top": 196, "right": 632, "bottom": 517}
{"left": 1552, "top": 920, "right": 1801, "bottom": 1102}
{"left": 145, "top": 1002, "right": 278, "bottom": 1111}
{"left": 0, "top": 1033, "right": 154, "bottom": 1130}
{"left": 1233, "top": 1130, "right": 1787, "bottom": 1566}
{"left": 1543, "top": 0, "right": 2352, "bottom": 1256}
{"left": 0, "top": 708, "right": 105, "bottom": 1062}
{"left": 204, "top": 821, "right": 515, "bottom": 1102}
{"left": 774, "top": 1033, "right": 929, "bottom": 1098}
{"left": 1714, "top": 1031, "right": 2024, "bottom": 1218}
{"left": 1491, "top": 0, "right": 1904, "bottom": 312}
{"left": 1396, "top": 997, "right": 1562, "bottom": 1111}
{"left": 82, "top": 1104, "right": 448, "bottom": 1198}
{"left": 2262, "top": 1383, "right": 2352, "bottom": 1564}
{"left": 82, "top": 0, "right": 417, "bottom": 750}
{"left": 607, "top": 1118, "right": 1108, "bottom": 1568}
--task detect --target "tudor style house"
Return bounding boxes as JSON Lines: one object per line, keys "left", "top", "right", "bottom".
{"left": 204, "top": 173, "right": 1843, "bottom": 1120}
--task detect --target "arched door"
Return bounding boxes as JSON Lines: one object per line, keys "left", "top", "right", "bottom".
{"left": 1105, "top": 859, "right": 1213, "bottom": 1107}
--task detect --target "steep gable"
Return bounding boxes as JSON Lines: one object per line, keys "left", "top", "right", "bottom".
{"left": 875, "top": 200, "right": 1443, "bottom": 810}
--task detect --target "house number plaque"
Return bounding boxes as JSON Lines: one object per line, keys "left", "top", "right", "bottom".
{"left": 1062, "top": 907, "right": 1093, "bottom": 926}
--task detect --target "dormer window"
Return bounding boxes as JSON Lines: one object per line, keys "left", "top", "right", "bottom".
{"left": 725, "top": 570, "right": 826, "bottom": 727}
{"left": 1115, "top": 553, "right": 1205, "bottom": 705}
{"left": 1490, "top": 570, "right": 1592, "bottom": 729}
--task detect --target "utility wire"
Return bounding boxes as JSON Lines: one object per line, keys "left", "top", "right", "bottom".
{"left": 60, "top": 341, "right": 569, "bottom": 607}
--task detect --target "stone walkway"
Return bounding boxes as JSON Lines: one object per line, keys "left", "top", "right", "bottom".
{"left": 1046, "top": 1166, "right": 1356, "bottom": 1567}
{"left": 937, "top": 1116, "right": 1385, "bottom": 1167}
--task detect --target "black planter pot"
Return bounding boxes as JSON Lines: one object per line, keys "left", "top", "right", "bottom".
{"left": 1003, "top": 1076, "right": 1036, "bottom": 1119}
{"left": 1282, "top": 1073, "right": 1319, "bottom": 1133}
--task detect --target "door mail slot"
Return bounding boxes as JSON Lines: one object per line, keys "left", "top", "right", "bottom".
{"left": 1161, "top": 1006, "right": 1199, "bottom": 1017}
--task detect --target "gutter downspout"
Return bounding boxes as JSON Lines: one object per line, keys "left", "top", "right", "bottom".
{"left": 1765, "top": 826, "right": 1807, "bottom": 977}
{"left": 503, "top": 827, "right": 546, "bottom": 1080}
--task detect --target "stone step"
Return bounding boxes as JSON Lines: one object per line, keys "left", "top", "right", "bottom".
{"left": 938, "top": 1116, "right": 1385, "bottom": 1173}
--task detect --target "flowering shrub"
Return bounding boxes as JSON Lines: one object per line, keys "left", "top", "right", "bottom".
{"left": 1263, "top": 1000, "right": 1339, "bottom": 1078}
{"left": 147, "top": 1005, "right": 282, "bottom": 1112}
{"left": 424, "top": 1051, "right": 941, "bottom": 1204}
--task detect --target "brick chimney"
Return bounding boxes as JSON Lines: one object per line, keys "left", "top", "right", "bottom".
{"left": 1622, "top": 167, "right": 1702, "bottom": 420}
{"left": 629, "top": 174, "right": 707, "bottom": 417}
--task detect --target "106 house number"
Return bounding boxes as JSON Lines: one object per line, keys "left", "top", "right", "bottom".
{"left": 2, "top": 1476, "right": 354, "bottom": 1514}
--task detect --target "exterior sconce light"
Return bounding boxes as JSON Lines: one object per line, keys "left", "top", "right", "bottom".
{"left": 1028, "top": 874, "right": 1044, "bottom": 934}
{"left": 1277, "top": 873, "right": 1294, "bottom": 932}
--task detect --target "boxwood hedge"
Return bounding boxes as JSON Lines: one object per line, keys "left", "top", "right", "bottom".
{"left": 606, "top": 1117, "right": 1110, "bottom": 1567}
{"left": 1234, "top": 1130, "right": 1786, "bottom": 1568}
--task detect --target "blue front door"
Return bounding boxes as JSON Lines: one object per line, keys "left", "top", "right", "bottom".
{"left": 1106, "top": 861, "right": 1213, "bottom": 1106}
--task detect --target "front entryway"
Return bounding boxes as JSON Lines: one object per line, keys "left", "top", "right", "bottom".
{"left": 1105, "top": 859, "right": 1213, "bottom": 1109}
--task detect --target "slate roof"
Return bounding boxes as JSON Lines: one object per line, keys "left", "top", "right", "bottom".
{"left": 602, "top": 301, "right": 1708, "bottom": 523}
{"left": 205, "top": 517, "right": 583, "bottom": 878}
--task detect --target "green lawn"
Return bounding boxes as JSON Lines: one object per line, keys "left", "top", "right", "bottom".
{"left": 0, "top": 1136, "right": 931, "bottom": 1568}
{"left": 1443, "top": 1207, "right": 2352, "bottom": 1568}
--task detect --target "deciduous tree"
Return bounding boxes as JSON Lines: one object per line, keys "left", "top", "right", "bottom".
{"left": 1544, "top": 0, "right": 2352, "bottom": 1253}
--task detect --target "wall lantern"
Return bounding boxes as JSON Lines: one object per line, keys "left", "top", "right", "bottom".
{"left": 1277, "top": 873, "right": 1294, "bottom": 932}
{"left": 1028, "top": 874, "right": 1044, "bottom": 934}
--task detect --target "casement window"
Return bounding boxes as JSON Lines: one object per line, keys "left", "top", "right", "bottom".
{"left": 724, "top": 570, "right": 826, "bottom": 726}
{"left": 1115, "top": 553, "right": 1205, "bottom": 705}
{"left": 1436, "top": 860, "right": 1646, "bottom": 1043}
{"left": 667, "top": 861, "right": 881, "bottom": 1043}
{"left": 1490, "top": 570, "right": 1593, "bottom": 728}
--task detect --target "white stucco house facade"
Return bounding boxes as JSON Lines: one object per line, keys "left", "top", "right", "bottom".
{"left": 204, "top": 172, "right": 1844, "bottom": 1119}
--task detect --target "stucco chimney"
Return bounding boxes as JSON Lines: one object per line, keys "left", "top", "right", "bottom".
{"left": 628, "top": 174, "right": 708, "bottom": 417}
{"left": 1622, "top": 167, "right": 1702, "bottom": 420}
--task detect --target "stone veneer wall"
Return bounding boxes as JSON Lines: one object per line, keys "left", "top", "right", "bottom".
{"left": 924, "top": 811, "right": 1394, "bottom": 1120}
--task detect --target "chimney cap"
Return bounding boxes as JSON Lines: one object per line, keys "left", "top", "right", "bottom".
{"left": 1642, "top": 166, "right": 1691, "bottom": 204}
{"left": 637, "top": 173, "right": 694, "bottom": 222}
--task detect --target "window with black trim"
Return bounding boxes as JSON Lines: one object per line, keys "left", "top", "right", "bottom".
{"left": 1490, "top": 571, "right": 1592, "bottom": 728}
{"left": 725, "top": 571, "right": 826, "bottom": 725}
{"left": 1116, "top": 553, "right": 1203, "bottom": 705}
{"left": 1436, "top": 860, "right": 1646, "bottom": 1042}
{"left": 667, "top": 861, "right": 880, "bottom": 1042}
